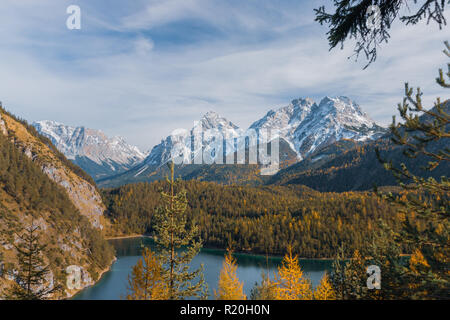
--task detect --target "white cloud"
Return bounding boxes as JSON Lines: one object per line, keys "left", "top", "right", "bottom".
{"left": 134, "top": 37, "right": 155, "bottom": 55}
{"left": 0, "top": 0, "right": 448, "bottom": 151}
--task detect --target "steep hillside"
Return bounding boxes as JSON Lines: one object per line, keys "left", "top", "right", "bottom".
{"left": 0, "top": 111, "right": 107, "bottom": 229}
{"left": 0, "top": 116, "right": 114, "bottom": 298}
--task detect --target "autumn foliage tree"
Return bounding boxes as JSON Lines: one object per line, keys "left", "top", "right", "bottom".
{"left": 250, "top": 249, "right": 336, "bottom": 300}
{"left": 272, "top": 248, "right": 313, "bottom": 300}
{"left": 215, "top": 250, "right": 246, "bottom": 300}
{"left": 126, "top": 247, "right": 168, "bottom": 300}
{"left": 314, "top": 273, "right": 336, "bottom": 300}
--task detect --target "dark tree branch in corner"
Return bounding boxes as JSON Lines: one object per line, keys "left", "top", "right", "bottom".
{"left": 315, "top": 0, "right": 449, "bottom": 68}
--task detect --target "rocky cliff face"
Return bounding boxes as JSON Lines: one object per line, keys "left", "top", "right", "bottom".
{"left": 1, "top": 113, "right": 106, "bottom": 229}
{"left": 143, "top": 96, "right": 385, "bottom": 167}
{"left": 0, "top": 109, "right": 114, "bottom": 299}
{"left": 250, "top": 96, "right": 386, "bottom": 159}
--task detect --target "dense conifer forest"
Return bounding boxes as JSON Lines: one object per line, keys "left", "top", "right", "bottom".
{"left": 0, "top": 106, "right": 97, "bottom": 188}
{"left": 103, "top": 180, "right": 411, "bottom": 258}
{"left": 0, "top": 121, "right": 114, "bottom": 286}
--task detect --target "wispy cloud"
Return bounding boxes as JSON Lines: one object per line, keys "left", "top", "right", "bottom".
{"left": 0, "top": 0, "right": 448, "bottom": 150}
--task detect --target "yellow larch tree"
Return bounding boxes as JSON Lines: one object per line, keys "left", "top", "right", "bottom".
{"left": 126, "top": 248, "right": 169, "bottom": 300}
{"left": 313, "top": 273, "right": 336, "bottom": 300}
{"left": 215, "top": 250, "right": 246, "bottom": 300}
{"left": 273, "top": 248, "right": 313, "bottom": 300}
{"left": 409, "top": 248, "right": 431, "bottom": 275}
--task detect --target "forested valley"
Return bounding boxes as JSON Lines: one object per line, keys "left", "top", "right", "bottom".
{"left": 103, "top": 181, "right": 413, "bottom": 258}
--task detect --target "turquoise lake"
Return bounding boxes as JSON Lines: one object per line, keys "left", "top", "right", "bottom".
{"left": 74, "top": 237, "right": 332, "bottom": 300}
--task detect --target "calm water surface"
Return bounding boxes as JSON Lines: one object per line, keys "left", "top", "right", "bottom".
{"left": 74, "top": 237, "right": 332, "bottom": 300}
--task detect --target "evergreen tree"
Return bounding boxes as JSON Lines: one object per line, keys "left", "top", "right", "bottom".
{"left": 6, "top": 222, "right": 60, "bottom": 300}
{"left": 330, "top": 247, "right": 370, "bottom": 300}
{"left": 250, "top": 273, "right": 277, "bottom": 300}
{"left": 215, "top": 250, "right": 246, "bottom": 300}
{"left": 375, "top": 41, "right": 449, "bottom": 299}
{"left": 343, "top": 249, "right": 370, "bottom": 299}
{"left": 364, "top": 222, "right": 407, "bottom": 300}
{"left": 315, "top": 1, "right": 448, "bottom": 67}
{"left": 126, "top": 247, "right": 168, "bottom": 300}
{"left": 330, "top": 244, "right": 347, "bottom": 299}
{"left": 153, "top": 162, "right": 207, "bottom": 300}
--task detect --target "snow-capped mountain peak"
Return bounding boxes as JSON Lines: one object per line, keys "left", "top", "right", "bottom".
{"left": 145, "top": 97, "right": 385, "bottom": 167}
{"left": 251, "top": 96, "right": 386, "bottom": 159}
{"left": 200, "top": 111, "right": 239, "bottom": 130}
{"left": 250, "top": 97, "right": 315, "bottom": 132}
{"left": 33, "top": 120, "right": 147, "bottom": 180}
{"left": 316, "top": 96, "right": 375, "bottom": 128}
{"left": 33, "top": 95, "right": 386, "bottom": 182}
{"left": 145, "top": 111, "right": 241, "bottom": 166}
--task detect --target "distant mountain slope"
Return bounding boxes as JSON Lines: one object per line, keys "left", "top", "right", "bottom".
{"left": 250, "top": 96, "right": 386, "bottom": 159}
{"left": 99, "top": 96, "right": 385, "bottom": 187}
{"left": 0, "top": 107, "right": 114, "bottom": 299}
{"left": 267, "top": 101, "right": 450, "bottom": 192}
{"left": 33, "top": 121, "right": 147, "bottom": 181}
{"left": 98, "top": 137, "right": 298, "bottom": 188}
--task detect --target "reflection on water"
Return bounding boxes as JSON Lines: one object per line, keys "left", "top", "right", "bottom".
{"left": 74, "top": 237, "right": 332, "bottom": 300}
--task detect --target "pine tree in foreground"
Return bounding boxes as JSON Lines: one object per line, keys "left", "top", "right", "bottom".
{"left": 153, "top": 162, "right": 207, "bottom": 300}
{"left": 250, "top": 273, "right": 277, "bottom": 300}
{"left": 215, "top": 250, "right": 246, "bottom": 300}
{"left": 330, "top": 41, "right": 449, "bottom": 300}
{"left": 314, "top": 1, "right": 447, "bottom": 68}
{"left": 6, "top": 222, "right": 60, "bottom": 300}
{"left": 126, "top": 247, "right": 168, "bottom": 300}
{"left": 330, "top": 247, "right": 369, "bottom": 300}
{"left": 375, "top": 41, "right": 449, "bottom": 299}
{"left": 330, "top": 245, "right": 349, "bottom": 300}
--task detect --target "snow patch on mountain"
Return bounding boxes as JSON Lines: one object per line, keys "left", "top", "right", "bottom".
{"left": 145, "top": 111, "right": 243, "bottom": 167}
{"left": 250, "top": 96, "right": 386, "bottom": 159}
{"left": 33, "top": 120, "right": 147, "bottom": 174}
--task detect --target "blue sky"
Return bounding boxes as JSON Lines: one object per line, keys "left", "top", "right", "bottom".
{"left": 0, "top": 0, "right": 448, "bottom": 150}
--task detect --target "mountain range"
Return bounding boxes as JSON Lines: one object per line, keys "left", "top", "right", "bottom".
{"left": 33, "top": 96, "right": 387, "bottom": 187}
{"left": 32, "top": 121, "right": 147, "bottom": 180}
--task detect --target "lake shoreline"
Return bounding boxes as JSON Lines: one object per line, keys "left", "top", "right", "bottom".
{"left": 66, "top": 256, "right": 117, "bottom": 300}
{"left": 106, "top": 234, "right": 335, "bottom": 261}
{"left": 74, "top": 237, "right": 331, "bottom": 300}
